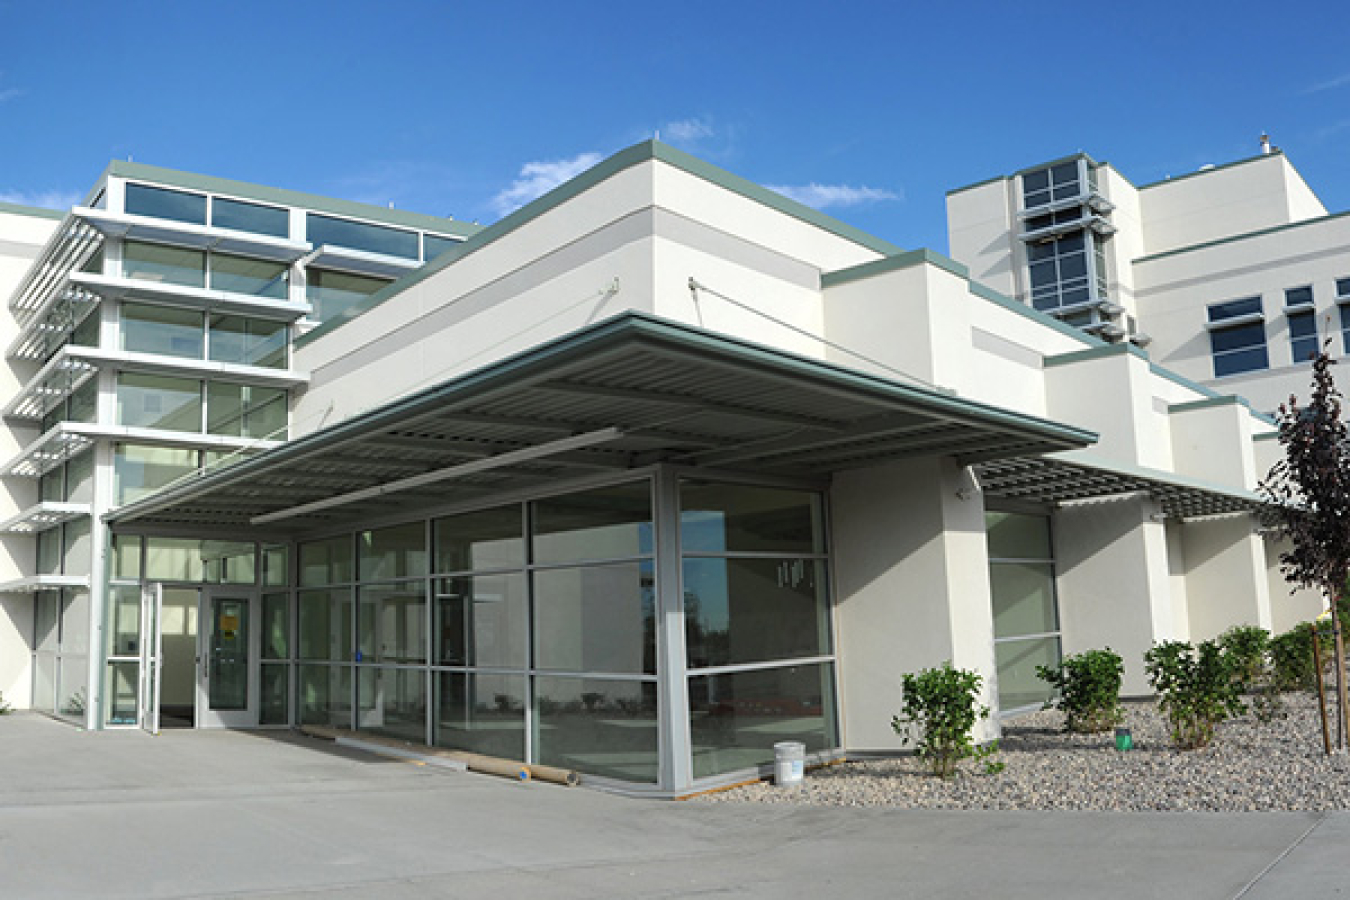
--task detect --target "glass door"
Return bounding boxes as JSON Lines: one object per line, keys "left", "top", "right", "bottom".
{"left": 137, "top": 583, "right": 163, "bottom": 734}
{"left": 197, "top": 588, "right": 260, "bottom": 728}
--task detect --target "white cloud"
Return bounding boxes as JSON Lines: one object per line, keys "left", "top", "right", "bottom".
{"left": 663, "top": 118, "right": 714, "bottom": 146}
{"left": 766, "top": 182, "right": 900, "bottom": 210}
{"left": 490, "top": 152, "right": 603, "bottom": 218}
{"left": 0, "top": 189, "right": 81, "bottom": 211}
{"left": 1303, "top": 72, "right": 1350, "bottom": 94}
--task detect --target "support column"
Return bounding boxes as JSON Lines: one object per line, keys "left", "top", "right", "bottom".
{"left": 1181, "top": 516, "right": 1272, "bottom": 640}
{"left": 653, "top": 466, "right": 692, "bottom": 792}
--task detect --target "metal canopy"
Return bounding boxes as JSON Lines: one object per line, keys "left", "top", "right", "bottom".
{"left": 107, "top": 313, "right": 1097, "bottom": 538}
{"left": 977, "top": 450, "right": 1265, "bottom": 520}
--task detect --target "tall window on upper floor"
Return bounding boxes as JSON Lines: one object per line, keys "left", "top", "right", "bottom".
{"left": 1207, "top": 296, "right": 1268, "bottom": 377}
{"left": 1022, "top": 161, "right": 1081, "bottom": 208}
{"left": 122, "top": 303, "right": 204, "bottom": 359}
{"left": 115, "top": 373, "right": 287, "bottom": 439}
{"left": 1337, "top": 278, "right": 1350, "bottom": 354}
{"left": 1027, "top": 233, "right": 1090, "bottom": 311}
{"left": 424, "top": 234, "right": 460, "bottom": 261}
{"left": 124, "top": 184, "right": 206, "bottom": 225}
{"left": 307, "top": 213, "right": 418, "bottom": 259}
{"left": 1285, "top": 286, "right": 1319, "bottom": 364}
{"left": 210, "top": 253, "right": 289, "bottom": 299}
{"left": 122, "top": 242, "right": 205, "bottom": 288}
{"left": 307, "top": 269, "right": 389, "bottom": 324}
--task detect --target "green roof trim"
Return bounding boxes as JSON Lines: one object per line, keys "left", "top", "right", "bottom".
{"left": 821, "top": 248, "right": 968, "bottom": 287}
{"left": 821, "top": 248, "right": 1101, "bottom": 349}
{"left": 1147, "top": 362, "right": 1220, "bottom": 400}
{"left": 1134, "top": 206, "right": 1350, "bottom": 264}
{"left": 104, "top": 160, "right": 481, "bottom": 238}
{"left": 1044, "top": 343, "right": 1146, "bottom": 368}
{"left": 296, "top": 140, "right": 905, "bottom": 350}
{"left": 945, "top": 174, "right": 1009, "bottom": 197}
{"left": 0, "top": 200, "right": 64, "bottom": 221}
{"left": 1169, "top": 395, "right": 1249, "bottom": 413}
{"left": 1135, "top": 150, "right": 1284, "bottom": 192}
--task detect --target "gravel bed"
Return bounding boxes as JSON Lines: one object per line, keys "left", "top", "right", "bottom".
{"left": 702, "top": 692, "right": 1350, "bottom": 811}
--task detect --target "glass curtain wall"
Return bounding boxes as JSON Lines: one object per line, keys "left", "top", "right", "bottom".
{"left": 680, "top": 481, "right": 835, "bottom": 779}
{"left": 986, "top": 510, "right": 1060, "bottom": 711}
{"left": 30, "top": 588, "right": 90, "bottom": 722}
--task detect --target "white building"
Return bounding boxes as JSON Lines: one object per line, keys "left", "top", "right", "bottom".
{"left": 0, "top": 142, "right": 1319, "bottom": 796}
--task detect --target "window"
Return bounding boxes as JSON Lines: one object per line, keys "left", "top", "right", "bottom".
{"left": 1207, "top": 297, "right": 1268, "bottom": 377}
{"left": 211, "top": 197, "right": 289, "bottom": 238}
{"left": 122, "top": 241, "right": 205, "bottom": 288}
{"left": 306, "top": 213, "right": 418, "bottom": 259}
{"left": 1022, "top": 161, "right": 1081, "bottom": 209}
{"left": 208, "top": 314, "right": 287, "bottom": 368}
{"left": 122, "top": 303, "right": 204, "bottom": 358}
{"left": 1286, "top": 286, "right": 1318, "bottom": 363}
{"left": 1028, "top": 233, "right": 1091, "bottom": 311}
{"left": 209, "top": 253, "right": 288, "bottom": 299}
{"left": 306, "top": 269, "right": 389, "bottom": 324}
{"left": 124, "top": 184, "right": 206, "bottom": 225}
{"left": 113, "top": 444, "right": 199, "bottom": 505}
{"left": 424, "top": 233, "right": 460, "bottom": 261}
{"left": 116, "top": 372, "right": 202, "bottom": 431}
{"left": 986, "top": 511, "right": 1060, "bottom": 711}
{"left": 205, "top": 382, "right": 287, "bottom": 439}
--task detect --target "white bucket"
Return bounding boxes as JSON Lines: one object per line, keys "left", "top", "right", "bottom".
{"left": 773, "top": 741, "right": 806, "bottom": 786}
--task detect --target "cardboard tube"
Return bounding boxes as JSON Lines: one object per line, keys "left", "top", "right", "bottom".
{"left": 526, "top": 764, "right": 581, "bottom": 787}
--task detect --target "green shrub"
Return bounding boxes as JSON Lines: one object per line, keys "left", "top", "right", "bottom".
{"left": 1036, "top": 648, "right": 1124, "bottom": 733}
{"left": 0, "top": 691, "right": 10, "bottom": 715}
{"left": 1270, "top": 622, "right": 1330, "bottom": 692}
{"left": 892, "top": 661, "right": 991, "bottom": 778}
{"left": 1217, "top": 625, "right": 1271, "bottom": 691}
{"left": 1144, "top": 639, "right": 1245, "bottom": 750}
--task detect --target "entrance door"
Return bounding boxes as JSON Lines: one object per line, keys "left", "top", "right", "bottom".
{"left": 197, "top": 588, "right": 260, "bottom": 728}
{"left": 137, "top": 583, "right": 163, "bottom": 735}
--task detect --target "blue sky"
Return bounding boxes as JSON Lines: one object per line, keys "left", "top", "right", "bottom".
{"left": 3, "top": 1, "right": 1348, "bottom": 252}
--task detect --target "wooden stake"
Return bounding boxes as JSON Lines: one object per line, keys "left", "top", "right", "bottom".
{"left": 1313, "top": 624, "right": 1333, "bottom": 755}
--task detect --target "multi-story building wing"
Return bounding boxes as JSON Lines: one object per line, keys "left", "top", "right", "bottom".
{"left": 0, "top": 165, "right": 476, "bottom": 726}
{"left": 946, "top": 138, "right": 1348, "bottom": 414}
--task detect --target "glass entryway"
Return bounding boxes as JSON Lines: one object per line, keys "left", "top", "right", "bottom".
{"left": 197, "top": 588, "right": 259, "bottom": 728}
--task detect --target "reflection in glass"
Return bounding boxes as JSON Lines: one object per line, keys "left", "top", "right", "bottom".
{"left": 360, "top": 522, "right": 427, "bottom": 581}
{"left": 125, "top": 184, "right": 206, "bottom": 224}
{"left": 680, "top": 482, "right": 822, "bottom": 553}
{"left": 689, "top": 663, "right": 836, "bottom": 779}
{"left": 435, "top": 574, "right": 526, "bottom": 668}
{"left": 358, "top": 583, "right": 427, "bottom": 664}
{"left": 106, "top": 660, "right": 139, "bottom": 725}
{"left": 206, "top": 382, "right": 287, "bottom": 439}
{"left": 210, "top": 253, "right": 288, "bottom": 298}
{"left": 990, "top": 562, "right": 1058, "bottom": 639}
{"left": 434, "top": 505, "right": 523, "bottom": 573}
{"left": 434, "top": 672, "right": 525, "bottom": 759}
{"left": 534, "top": 562, "right": 655, "bottom": 674}
{"left": 122, "top": 302, "right": 204, "bottom": 358}
{"left": 298, "top": 664, "right": 351, "bottom": 727}
{"left": 112, "top": 535, "right": 142, "bottom": 580}
{"left": 995, "top": 637, "right": 1060, "bottom": 710}
{"left": 208, "top": 597, "right": 249, "bottom": 711}
{"left": 534, "top": 677, "right": 658, "bottom": 782}
{"left": 117, "top": 372, "right": 202, "bottom": 432}
{"left": 986, "top": 511, "right": 1052, "bottom": 560}
{"left": 262, "top": 592, "right": 288, "bottom": 660}
{"left": 299, "top": 535, "right": 352, "bottom": 586}
{"left": 106, "top": 586, "right": 141, "bottom": 656}
{"left": 122, "top": 241, "right": 205, "bottom": 288}
{"left": 212, "top": 197, "right": 289, "bottom": 238}
{"left": 115, "top": 444, "right": 198, "bottom": 506}
{"left": 684, "top": 557, "right": 829, "bottom": 669}
{"left": 144, "top": 537, "right": 206, "bottom": 581}
{"left": 307, "top": 269, "right": 388, "bottom": 324}
{"left": 209, "top": 314, "right": 287, "bottom": 367}
{"left": 357, "top": 667, "right": 425, "bottom": 743}
{"left": 261, "top": 663, "right": 288, "bottom": 725}
{"left": 298, "top": 589, "right": 351, "bottom": 661}
{"left": 307, "top": 213, "right": 418, "bottom": 259}
{"left": 531, "top": 482, "right": 652, "bottom": 565}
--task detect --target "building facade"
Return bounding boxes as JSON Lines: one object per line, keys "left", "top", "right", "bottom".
{"left": 0, "top": 142, "right": 1322, "bottom": 797}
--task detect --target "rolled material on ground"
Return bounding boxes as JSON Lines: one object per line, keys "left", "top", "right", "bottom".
{"left": 299, "top": 726, "right": 535, "bottom": 783}
{"left": 526, "top": 764, "right": 581, "bottom": 787}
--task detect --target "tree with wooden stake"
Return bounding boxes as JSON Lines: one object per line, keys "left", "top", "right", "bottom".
{"left": 1259, "top": 344, "right": 1350, "bottom": 752}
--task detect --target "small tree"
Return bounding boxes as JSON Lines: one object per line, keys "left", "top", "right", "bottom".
{"left": 1259, "top": 345, "right": 1350, "bottom": 750}
{"left": 892, "top": 662, "right": 990, "bottom": 778}
{"left": 1144, "top": 640, "right": 1245, "bottom": 750}
{"left": 1036, "top": 648, "right": 1124, "bottom": 733}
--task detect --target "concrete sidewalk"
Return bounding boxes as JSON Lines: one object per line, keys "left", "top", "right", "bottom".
{"left": 0, "top": 713, "right": 1339, "bottom": 899}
